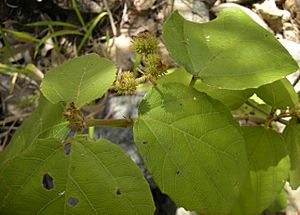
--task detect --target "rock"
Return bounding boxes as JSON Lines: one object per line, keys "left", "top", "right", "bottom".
{"left": 283, "top": 22, "right": 300, "bottom": 42}
{"left": 253, "top": 0, "right": 290, "bottom": 32}
{"left": 105, "top": 35, "right": 135, "bottom": 70}
{"left": 279, "top": 39, "right": 300, "bottom": 65}
{"left": 284, "top": 0, "right": 300, "bottom": 23}
{"left": 173, "top": 0, "right": 210, "bottom": 23}
{"left": 280, "top": 39, "right": 300, "bottom": 91}
{"left": 52, "top": 0, "right": 122, "bottom": 13}
{"left": 176, "top": 207, "right": 197, "bottom": 215}
{"left": 133, "top": 0, "right": 155, "bottom": 11}
{"left": 212, "top": 3, "right": 271, "bottom": 31}
{"left": 285, "top": 182, "right": 300, "bottom": 214}
{"left": 225, "top": 0, "right": 258, "bottom": 5}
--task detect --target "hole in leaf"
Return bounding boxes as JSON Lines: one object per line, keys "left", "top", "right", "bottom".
{"left": 176, "top": 170, "right": 180, "bottom": 175}
{"left": 68, "top": 197, "right": 79, "bottom": 206}
{"left": 64, "top": 143, "right": 71, "bottom": 155}
{"left": 179, "top": 103, "right": 183, "bottom": 106}
{"left": 142, "top": 141, "right": 148, "bottom": 145}
{"left": 42, "top": 173, "right": 54, "bottom": 190}
{"left": 116, "top": 188, "right": 122, "bottom": 196}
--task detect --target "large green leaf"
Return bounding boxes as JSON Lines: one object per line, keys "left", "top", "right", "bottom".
{"left": 283, "top": 120, "right": 300, "bottom": 189}
{"left": 163, "top": 9, "right": 298, "bottom": 90}
{"left": 0, "top": 138, "right": 155, "bottom": 214}
{"left": 157, "top": 67, "right": 193, "bottom": 86}
{"left": 194, "top": 80, "right": 254, "bottom": 109}
{"left": 158, "top": 67, "right": 253, "bottom": 109}
{"left": 256, "top": 78, "right": 299, "bottom": 109}
{"left": 0, "top": 97, "right": 68, "bottom": 165}
{"left": 232, "top": 126, "right": 289, "bottom": 215}
{"left": 134, "top": 83, "right": 248, "bottom": 214}
{"left": 41, "top": 54, "right": 116, "bottom": 107}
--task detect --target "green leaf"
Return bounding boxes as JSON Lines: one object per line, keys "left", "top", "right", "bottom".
{"left": 34, "top": 29, "right": 83, "bottom": 58}
{"left": 256, "top": 78, "right": 299, "bottom": 109}
{"left": 163, "top": 9, "right": 298, "bottom": 90}
{"left": 0, "top": 97, "right": 68, "bottom": 165}
{"left": 0, "top": 63, "right": 27, "bottom": 74}
{"left": 2, "top": 28, "right": 40, "bottom": 42}
{"left": 0, "top": 138, "right": 155, "bottom": 214}
{"left": 156, "top": 67, "right": 193, "bottom": 86}
{"left": 232, "top": 126, "right": 289, "bottom": 215}
{"left": 267, "top": 188, "right": 287, "bottom": 213}
{"left": 194, "top": 80, "right": 254, "bottom": 109}
{"left": 77, "top": 12, "right": 107, "bottom": 53}
{"left": 283, "top": 120, "right": 300, "bottom": 189}
{"left": 158, "top": 68, "right": 253, "bottom": 109}
{"left": 134, "top": 83, "right": 248, "bottom": 214}
{"left": 41, "top": 54, "right": 116, "bottom": 107}
{"left": 26, "top": 21, "right": 79, "bottom": 28}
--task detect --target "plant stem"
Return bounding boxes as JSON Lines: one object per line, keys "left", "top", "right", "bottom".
{"left": 136, "top": 76, "right": 147, "bottom": 84}
{"left": 103, "top": 0, "right": 117, "bottom": 37}
{"left": 293, "top": 74, "right": 300, "bottom": 87}
{"left": 189, "top": 76, "right": 197, "bottom": 87}
{"left": 234, "top": 115, "right": 265, "bottom": 124}
{"left": 71, "top": 0, "right": 86, "bottom": 31}
{"left": 85, "top": 118, "right": 134, "bottom": 128}
{"left": 245, "top": 101, "right": 269, "bottom": 116}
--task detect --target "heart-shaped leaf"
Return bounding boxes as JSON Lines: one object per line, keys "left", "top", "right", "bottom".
{"left": 163, "top": 9, "right": 298, "bottom": 89}
{"left": 194, "top": 80, "right": 254, "bottom": 109}
{"left": 158, "top": 68, "right": 254, "bottom": 109}
{"left": 232, "top": 126, "right": 289, "bottom": 215}
{"left": 41, "top": 53, "right": 116, "bottom": 107}
{"left": 134, "top": 83, "right": 248, "bottom": 214}
{"left": 0, "top": 97, "right": 68, "bottom": 165}
{"left": 0, "top": 138, "right": 155, "bottom": 214}
{"left": 283, "top": 120, "right": 300, "bottom": 189}
{"left": 256, "top": 78, "right": 298, "bottom": 109}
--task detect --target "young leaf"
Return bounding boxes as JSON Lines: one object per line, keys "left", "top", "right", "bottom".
{"left": 256, "top": 78, "right": 299, "bottom": 109}
{"left": 0, "top": 138, "right": 155, "bottom": 214}
{"left": 41, "top": 54, "right": 116, "bottom": 108}
{"left": 283, "top": 120, "right": 300, "bottom": 189}
{"left": 134, "top": 83, "right": 248, "bottom": 214}
{"left": 232, "top": 126, "right": 289, "bottom": 215}
{"left": 163, "top": 8, "right": 298, "bottom": 90}
{"left": 0, "top": 97, "right": 68, "bottom": 165}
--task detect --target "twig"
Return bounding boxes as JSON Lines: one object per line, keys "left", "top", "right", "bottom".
{"left": 103, "top": 0, "right": 117, "bottom": 37}
{"left": 0, "top": 113, "right": 31, "bottom": 125}
{"left": 234, "top": 115, "right": 265, "bottom": 124}
{"left": 293, "top": 73, "right": 300, "bottom": 87}
{"left": 170, "top": 0, "right": 175, "bottom": 11}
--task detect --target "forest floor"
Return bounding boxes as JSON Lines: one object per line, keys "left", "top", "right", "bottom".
{"left": 0, "top": 0, "right": 300, "bottom": 214}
